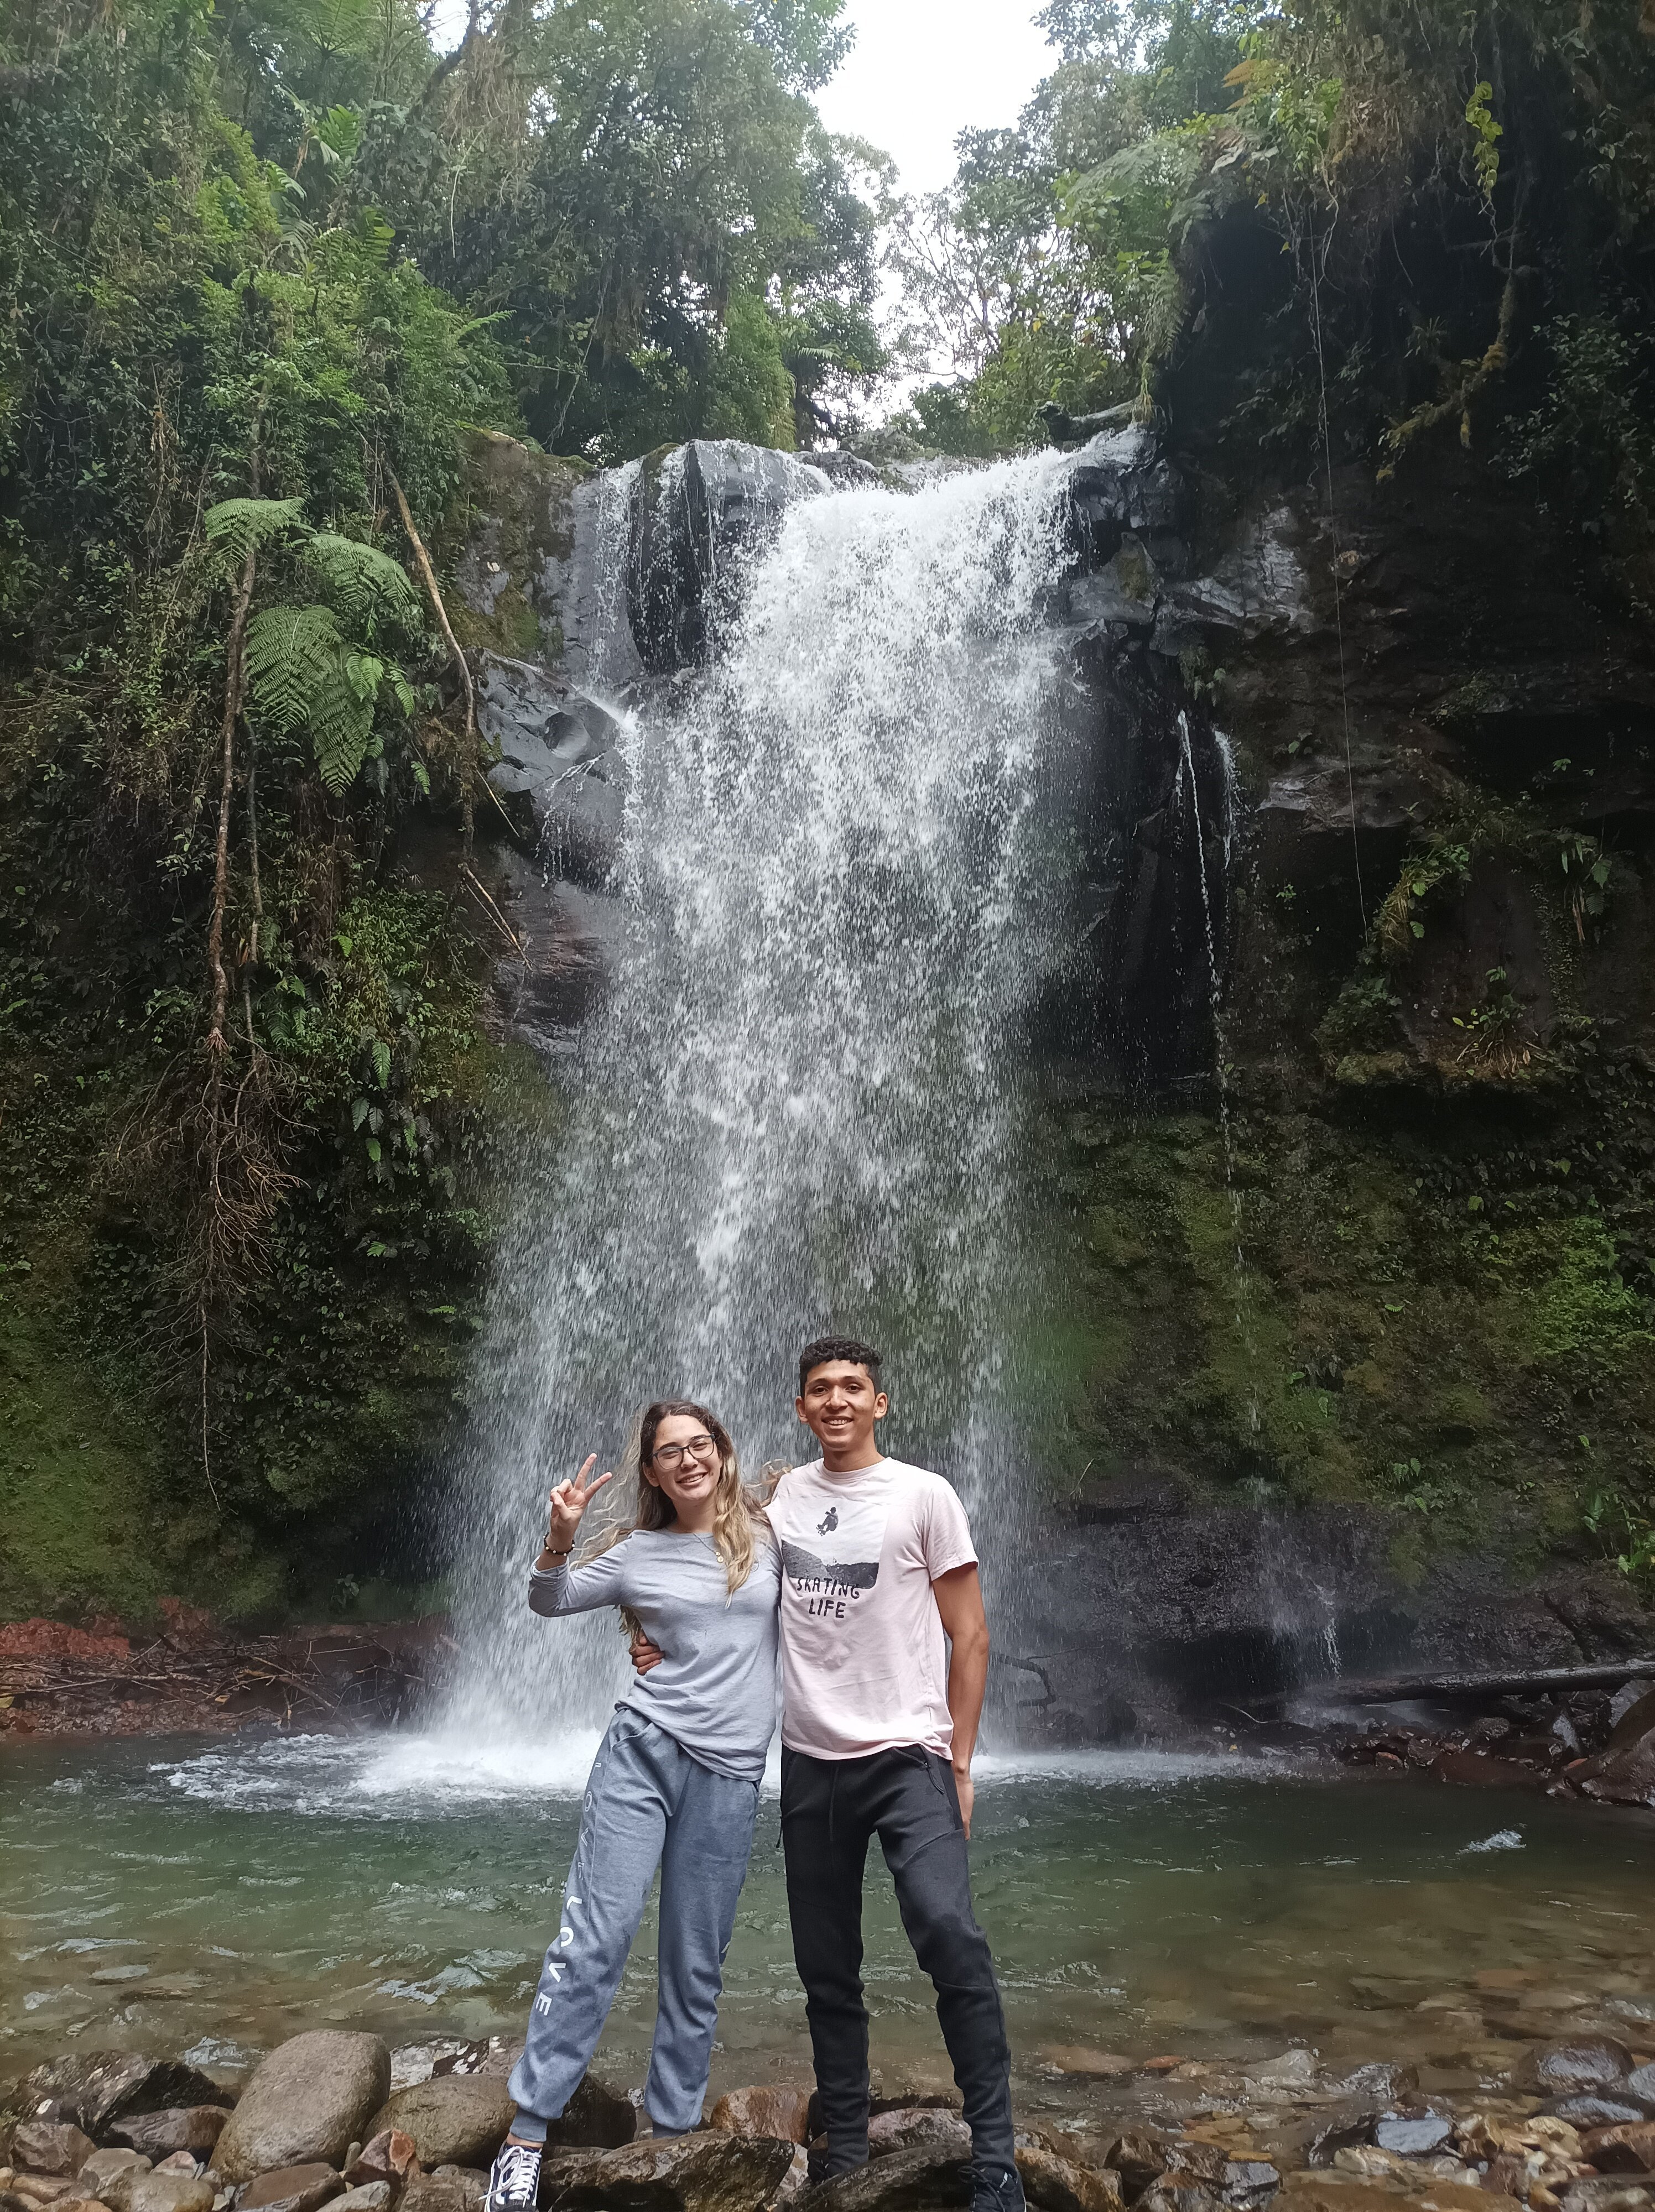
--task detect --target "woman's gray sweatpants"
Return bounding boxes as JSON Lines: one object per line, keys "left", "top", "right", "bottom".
{"left": 507, "top": 1712, "right": 760, "bottom": 2138}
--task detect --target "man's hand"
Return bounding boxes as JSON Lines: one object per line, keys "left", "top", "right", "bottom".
{"left": 629, "top": 1629, "right": 665, "bottom": 1675}
{"left": 953, "top": 1762, "right": 975, "bottom": 1840}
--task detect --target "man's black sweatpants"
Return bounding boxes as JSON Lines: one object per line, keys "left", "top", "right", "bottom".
{"left": 780, "top": 1744, "right": 1015, "bottom": 2178}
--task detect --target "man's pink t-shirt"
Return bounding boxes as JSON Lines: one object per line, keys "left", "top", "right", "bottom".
{"left": 766, "top": 1455, "right": 977, "bottom": 1760}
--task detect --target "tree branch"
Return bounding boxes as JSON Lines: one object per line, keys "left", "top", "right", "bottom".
{"left": 388, "top": 463, "right": 478, "bottom": 854}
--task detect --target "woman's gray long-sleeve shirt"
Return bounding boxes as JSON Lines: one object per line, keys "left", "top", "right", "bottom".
{"left": 528, "top": 1529, "right": 780, "bottom": 1782}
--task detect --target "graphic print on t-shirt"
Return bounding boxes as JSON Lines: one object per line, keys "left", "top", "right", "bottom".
{"left": 780, "top": 1488, "right": 890, "bottom": 1621}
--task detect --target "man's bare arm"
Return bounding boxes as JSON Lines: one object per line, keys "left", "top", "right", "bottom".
{"left": 933, "top": 1562, "right": 988, "bottom": 1839}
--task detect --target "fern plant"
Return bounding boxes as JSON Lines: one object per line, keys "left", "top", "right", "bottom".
{"left": 205, "top": 500, "right": 422, "bottom": 796}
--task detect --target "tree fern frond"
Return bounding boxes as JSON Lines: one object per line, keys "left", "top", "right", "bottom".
{"left": 245, "top": 603, "right": 346, "bottom": 737}
{"left": 204, "top": 497, "right": 307, "bottom": 565}
{"left": 305, "top": 533, "right": 421, "bottom": 630}
{"left": 308, "top": 654, "right": 377, "bottom": 794}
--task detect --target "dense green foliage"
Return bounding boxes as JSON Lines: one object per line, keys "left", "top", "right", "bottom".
{"left": 886, "top": 0, "right": 1655, "bottom": 524}
{"left": 0, "top": 0, "right": 882, "bottom": 1617}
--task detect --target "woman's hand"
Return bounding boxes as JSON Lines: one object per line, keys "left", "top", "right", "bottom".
{"left": 538, "top": 1455, "right": 613, "bottom": 1566}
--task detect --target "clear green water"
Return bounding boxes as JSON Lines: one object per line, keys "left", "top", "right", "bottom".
{"left": 4, "top": 1735, "right": 1653, "bottom": 2119}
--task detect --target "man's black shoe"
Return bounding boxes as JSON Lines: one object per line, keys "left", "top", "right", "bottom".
{"left": 970, "top": 2163, "right": 1027, "bottom": 2212}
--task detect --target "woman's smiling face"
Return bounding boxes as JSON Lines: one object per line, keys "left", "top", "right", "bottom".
{"left": 642, "top": 1411, "right": 722, "bottom": 1519}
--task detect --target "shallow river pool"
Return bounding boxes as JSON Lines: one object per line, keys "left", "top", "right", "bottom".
{"left": 4, "top": 1734, "right": 1653, "bottom": 2117}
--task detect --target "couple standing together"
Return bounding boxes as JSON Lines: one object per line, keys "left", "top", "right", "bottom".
{"left": 486, "top": 1336, "right": 1023, "bottom": 2212}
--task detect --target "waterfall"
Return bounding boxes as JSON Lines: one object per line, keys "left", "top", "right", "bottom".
{"left": 440, "top": 450, "right": 1081, "bottom": 1745}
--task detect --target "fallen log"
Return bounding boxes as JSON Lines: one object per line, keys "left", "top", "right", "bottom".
{"left": 1242, "top": 1657, "right": 1655, "bottom": 1714}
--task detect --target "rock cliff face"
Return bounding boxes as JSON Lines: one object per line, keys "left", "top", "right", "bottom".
{"left": 443, "top": 396, "right": 1655, "bottom": 1728}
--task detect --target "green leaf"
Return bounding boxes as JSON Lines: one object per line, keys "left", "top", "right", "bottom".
{"left": 372, "top": 1037, "right": 391, "bottom": 1088}
{"left": 351, "top": 1096, "right": 369, "bottom": 1130}
{"left": 205, "top": 497, "right": 308, "bottom": 565}
{"left": 365, "top": 1136, "right": 382, "bottom": 1163}
{"left": 305, "top": 535, "right": 420, "bottom": 630}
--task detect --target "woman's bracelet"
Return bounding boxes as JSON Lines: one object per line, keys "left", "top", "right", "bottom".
{"left": 540, "top": 1540, "right": 574, "bottom": 1562}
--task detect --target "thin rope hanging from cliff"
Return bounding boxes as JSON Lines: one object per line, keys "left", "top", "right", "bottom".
{"left": 1306, "top": 205, "right": 1368, "bottom": 939}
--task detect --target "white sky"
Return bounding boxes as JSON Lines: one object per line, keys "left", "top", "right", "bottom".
{"left": 815, "top": 1, "right": 1052, "bottom": 194}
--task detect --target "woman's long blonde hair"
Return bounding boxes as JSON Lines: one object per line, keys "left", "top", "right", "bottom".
{"left": 581, "top": 1399, "right": 768, "bottom": 1596}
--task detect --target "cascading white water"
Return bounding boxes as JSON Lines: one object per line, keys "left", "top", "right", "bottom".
{"left": 441, "top": 450, "right": 1081, "bottom": 1745}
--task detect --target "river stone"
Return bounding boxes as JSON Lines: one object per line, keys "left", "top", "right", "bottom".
{"left": 331, "top": 2190, "right": 393, "bottom": 2212}
{"left": 215, "top": 2037, "right": 391, "bottom": 2184}
{"left": 1585, "top": 2134, "right": 1655, "bottom": 2179}
{"left": 1013, "top": 2145, "right": 1123, "bottom": 2212}
{"left": 398, "top": 2176, "right": 482, "bottom": 2212}
{"left": 1373, "top": 2120, "right": 1453, "bottom": 2158}
{"left": 1164, "top": 2149, "right": 1227, "bottom": 2188}
{"left": 868, "top": 2116, "right": 971, "bottom": 2161}
{"left": 14, "top": 2128, "right": 97, "bottom": 2179}
{"left": 794, "top": 2143, "right": 968, "bottom": 2212}
{"left": 1524, "top": 2044, "right": 1638, "bottom": 2096}
{"left": 111, "top": 2117, "right": 229, "bottom": 2164}
{"left": 1222, "top": 2164, "right": 1280, "bottom": 2212}
{"left": 708, "top": 2092, "right": 812, "bottom": 2146}
{"left": 6, "top": 2184, "right": 78, "bottom": 2210}
{"left": 543, "top": 2079, "right": 636, "bottom": 2154}
{"left": 363, "top": 2084, "right": 513, "bottom": 2174}
{"left": 1247, "top": 2054, "right": 1319, "bottom": 2091}
{"left": 23, "top": 2060, "right": 229, "bottom": 2144}
{"left": 120, "top": 2175, "right": 215, "bottom": 2212}
{"left": 1102, "top": 2138, "right": 1172, "bottom": 2197}
{"left": 1277, "top": 2178, "right": 1519, "bottom": 2212}
{"left": 240, "top": 2166, "right": 347, "bottom": 2212}
{"left": 1626, "top": 2072, "right": 1655, "bottom": 2116}
{"left": 1550, "top": 2104, "right": 1651, "bottom": 2132}
{"left": 547, "top": 2135, "right": 795, "bottom": 2212}
{"left": 79, "top": 2152, "right": 149, "bottom": 2195}
{"left": 1563, "top": 2187, "right": 1655, "bottom": 2212}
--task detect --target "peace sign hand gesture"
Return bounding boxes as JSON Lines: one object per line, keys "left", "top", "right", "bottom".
{"left": 538, "top": 1455, "right": 614, "bottom": 1565}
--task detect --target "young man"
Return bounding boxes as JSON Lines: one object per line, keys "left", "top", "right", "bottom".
{"left": 641, "top": 1335, "right": 1023, "bottom": 2212}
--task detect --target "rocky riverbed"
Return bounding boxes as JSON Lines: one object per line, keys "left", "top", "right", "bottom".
{"left": 6, "top": 2027, "right": 1655, "bottom": 2212}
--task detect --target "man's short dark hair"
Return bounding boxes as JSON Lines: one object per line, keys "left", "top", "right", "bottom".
{"left": 798, "top": 1335, "right": 883, "bottom": 1394}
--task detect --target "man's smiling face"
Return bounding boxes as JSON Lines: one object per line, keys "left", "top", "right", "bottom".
{"left": 797, "top": 1358, "right": 889, "bottom": 1467}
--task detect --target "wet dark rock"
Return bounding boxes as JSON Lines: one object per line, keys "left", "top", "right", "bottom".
{"left": 1585, "top": 2127, "right": 1655, "bottom": 2176}
{"left": 240, "top": 2166, "right": 346, "bottom": 2212}
{"left": 544, "top": 2131, "right": 797, "bottom": 2212}
{"left": 802, "top": 452, "right": 881, "bottom": 492}
{"left": 214, "top": 2037, "right": 391, "bottom": 2185}
{"left": 22, "top": 2059, "right": 230, "bottom": 2145}
{"left": 1608, "top": 1681, "right": 1655, "bottom": 1731}
{"left": 1163, "top": 2148, "right": 1228, "bottom": 2188}
{"left": 540, "top": 2078, "right": 636, "bottom": 2154}
{"left": 1551, "top": 2104, "right": 1654, "bottom": 2132}
{"left": 1065, "top": 430, "right": 1190, "bottom": 579}
{"left": 866, "top": 2117, "right": 970, "bottom": 2162}
{"left": 1522, "top": 2043, "right": 1637, "bottom": 2097}
{"left": 1627, "top": 2069, "right": 1655, "bottom": 2115}
{"left": 626, "top": 441, "right": 825, "bottom": 673}
{"left": 480, "top": 660, "right": 628, "bottom": 890}
{"left": 1136, "top": 2187, "right": 1226, "bottom": 2212}
{"left": 1575, "top": 1728, "right": 1655, "bottom": 1809}
{"left": 706, "top": 2091, "right": 811, "bottom": 2145}
{"left": 13, "top": 2129, "right": 97, "bottom": 2180}
{"left": 798, "top": 2144, "right": 969, "bottom": 2212}
{"left": 1102, "top": 2136, "right": 1174, "bottom": 2197}
{"left": 1372, "top": 2119, "right": 1451, "bottom": 2158}
{"left": 1013, "top": 2147, "right": 1123, "bottom": 2212}
{"left": 1221, "top": 2165, "right": 1279, "bottom": 2212}
{"left": 112, "top": 2118, "right": 231, "bottom": 2164}
{"left": 363, "top": 2084, "right": 513, "bottom": 2176}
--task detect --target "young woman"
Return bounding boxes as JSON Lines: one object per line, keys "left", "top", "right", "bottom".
{"left": 486, "top": 1401, "right": 780, "bottom": 2212}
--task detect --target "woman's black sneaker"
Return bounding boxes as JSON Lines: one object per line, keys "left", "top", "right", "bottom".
{"left": 970, "top": 2164, "right": 1027, "bottom": 2212}
{"left": 485, "top": 2141, "right": 543, "bottom": 2212}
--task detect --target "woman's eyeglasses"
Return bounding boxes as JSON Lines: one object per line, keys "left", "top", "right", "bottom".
{"left": 651, "top": 1435, "right": 718, "bottom": 1471}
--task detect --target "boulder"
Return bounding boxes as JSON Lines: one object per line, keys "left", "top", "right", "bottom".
{"left": 543, "top": 2136, "right": 795, "bottom": 2212}
{"left": 149, "top": 2159, "right": 199, "bottom": 2179}
{"left": 214, "top": 2036, "right": 391, "bottom": 2184}
{"left": 1137, "top": 2189, "right": 1226, "bottom": 2212}
{"left": 1630, "top": 2072, "right": 1655, "bottom": 2116}
{"left": 363, "top": 2085, "right": 514, "bottom": 2176}
{"left": 867, "top": 2117, "right": 970, "bottom": 2162}
{"left": 240, "top": 2166, "right": 347, "bottom": 2212}
{"left": 5, "top": 2183, "right": 77, "bottom": 2210}
{"left": 1223, "top": 2165, "right": 1281, "bottom": 2212}
{"left": 332, "top": 2190, "right": 394, "bottom": 2212}
{"left": 110, "top": 2119, "right": 229, "bottom": 2164}
{"left": 22, "top": 2059, "right": 228, "bottom": 2143}
{"left": 1586, "top": 2132, "right": 1655, "bottom": 2178}
{"left": 1276, "top": 2178, "right": 1519, "bottom": 2212}
{"left": 542, "top": 2079, "right": 636, "bottom": 2154}
{"left": 1103, "top": 2137, "right": 1173, "bottom": 2197}
{"left": 480, "top": 662, "right": 629, "bottom": 888}
{"left": 795, "top": 2143, "right": 968, "bottom": 2212}
{"left": 1553, "top": 2105, "right": 1653, "bottom": 2132}
{"left": 1522, "top": 2044, "right": 1637, "bottom": 2098}
{"left": 1013, "top": 2146, "right": 1123, "bottom": 2212}
{"left": 77, "top": 2153, "right": 148, "bottom": 2200}
{"left": 707, "top": 2094, "right": 813, "bottom": 2147}
{"left": 13, "top": 2131, "right": 97, "bottom": 2180}
{"left": 398, "top": 2176, "right": 485, "bottom": 2212}
{"left": 1562, "top": 2187, "right": 1655, "bottom": 2212}
{"left": 118, "top": 2176, "right": 215, "bottom": 2212}
{"left": 1163, "top": 2150, "right": 1228, "bottom": 2189}
{"left": 625, "top": 441, "right": 826, "bottom": 672}
{"left": 1373, "top": 2121, "right": 1453, "bottom": 2158}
